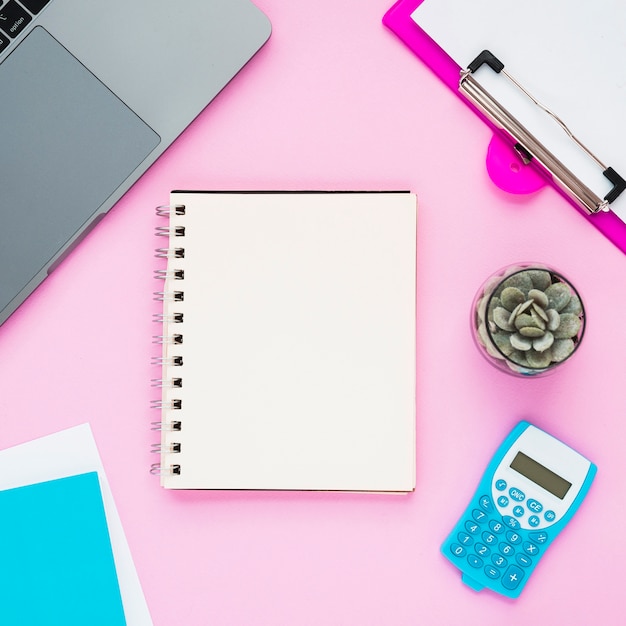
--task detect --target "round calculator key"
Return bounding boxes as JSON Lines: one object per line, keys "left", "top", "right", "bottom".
{"left": 528, "top": 515, "right": 540, "bottom": 527}
{"left": 544, "top": 510, "right": 556, "bottom": 522}
{"left": 512, "top": 505, "right": 525, "bottom": 517}
{"left": 501, "top": 565, "right": 525, "bottom": 590}
{"left": 516, "top": 553, "right": 533, "bottom": 568}
{"left": 489, "top": 520, "right": 505, "bottom": 534}
{"left": 450, "top": 543, "right": 466, "bottom": 558}
{"left": 522, "top": 541, "right": 539, "bottom": 556}
{"left": 457, "top": 532, "right": 474, "bottom": 546}
{"left": 529, "top": 531, "right": 548, "bottom": 544}
{"left": 497, "top": 496, "right": 509, "bottom": 507}
{"left": 474, "top": 543, "right": 491, "bottom": 558}
{"left": 502, "top": 515, "right": 520, "bottom": 529}
{"left": 467, "top": 554, "right": 483, "bottom": 569}
{"left": 479, "top": 495, "right": 494, "bottom": 511}
{"left": 499, "top": 542, "right": 514, "bottom": 556}
{"left": 508, "top": 487, "right": 525, "bottom": 502}
{"left": 506, "top": 531, "right": 522, "bottom": 545}
{"left": 465, "top": 520, "right": 481, "bottom": 535}
{"left": 491, "top": 553, "right": 508, "bottom": 568}
{"left": 482, "top": 531, "right": 498, "bottom": 545}
{"left": 484, "top": 565, "right": 500, "bottom": 580}
{"left": 472, "top": 509, "right": 488, "bottom": 524}
{"left": 495, "top": 479, "right": 507, "bottom": 491}
{"left": 527, "top": 498, "right": 543, "bottom": 513}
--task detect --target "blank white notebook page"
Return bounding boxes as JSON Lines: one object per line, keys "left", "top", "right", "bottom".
{"left": 412, "top": 0, "right": 626, "bottom": 221}
{"left": 158, "top": 192, "right": 417, "bottom": 491}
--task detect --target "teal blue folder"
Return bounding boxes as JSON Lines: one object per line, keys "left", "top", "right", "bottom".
{"left": 0, "top": 471, "right": 126, "bottom": 625}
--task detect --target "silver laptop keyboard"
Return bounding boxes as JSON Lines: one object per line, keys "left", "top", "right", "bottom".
{"left": 0, "top": 0, "right": 50, "bottom": 53}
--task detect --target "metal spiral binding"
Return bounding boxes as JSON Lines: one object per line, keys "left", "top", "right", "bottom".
{"left": 155, "top": 204, "right": 185, "bottom": 217}
{"left": 153, "top": 290, "right": 184, "bottom": 302}
{"left": 151, "top": 442, "right": 182, "bottom": 454}
{"left": 151, "top": 355, "right": 183, "bottom": 367}
{"left": 152, "top": 202, "right": 186, "bottom": 478}
{"left": 155, "top": 225, "right": 185, "bottom": 237}
{"left": 150, "top": 420, "right": 182, "bottom": 431}
{"left": 151, "top": 377, "right": 183, "bottom": 388}
{"left": 152, "top": 334, "right": 183, "bottom": 345}
{"left": 150, "top": 463, "right": 181, "bottom": 476}
{"left": 154, "top": 269, "right": 184, "bottom": 280}
{"left": 151, "top": 399, "right": 182, "bottom": 410}
{"left": 153, "top": 312, "right": 184, "bottom": 324}
{"left": 155, "top": 247, "right": 185, "bottom": 259}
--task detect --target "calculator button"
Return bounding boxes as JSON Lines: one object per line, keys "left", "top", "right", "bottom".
{"left": 457, "top": 532, "right": 474, "bottom": 546}
{"left": 497, "top": 496, "right": 509, "bottom": 507}
{"left": 544, "top": 510, "right": 556, "bottom": 522}
{"left": 495, "top": 479, "right": 507, "bottom": 491}
{"left": 512, "top": 505, "right": 525, "bottom": 517}
{"left": 516, "top": 553, "right": 533, "bottom": 568}
{"left": 508, "top": 487, "right": 525, "bottom": 502}
{"left": 491, "top": 554, "right": 508, "bottom": 568}
{"left": 472, "top": 509, "right": 488, "bottom": 524}
{"left": 502, "top": 516, "right": 520, "bottom": 530}
{"left": 479, "top": 495, "right": 494, "bottom": 511}
{"left": 528, "top": 515, "right": 540, "bottom": 527}
{"left": 467, "top": 554, "right": 483, "bottom": 569}
{"left": 499, "top": 542, "right": 514, "bottom": 556}
{"left": 465, "top": 521, "right": 481, "bottom": 535}
{"left": 522, "top": 541, "right": 539, "bottom": 556}
{"left": 484, "top": 565, "right": 500, "bottom": 580}
{"left": 489, "top": 520, "right": 505, "bottom": 534}
{"left": 450, "top": 543, "right": 466, "bottom": 558}
{"left": 506, "top": 531, "right": 522, "bottom": 545}
{"left": 474, "top": 543, "right": 491, "bottom": 557}
{"left": 527, "top": 499, "right": 543, "bottom": 513}
{"left": 483, "top": 531, "right": 498, "bottom": 546}
{"left": 482, "top": 531, "right": 498, "bottom": 545}
{"left": 529, "top": 531, "right": 549, "bottom": 545}
{"left": 501, "top": 565, "right": 525, "bottom": 590}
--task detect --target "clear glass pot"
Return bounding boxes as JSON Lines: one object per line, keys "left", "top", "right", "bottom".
{"left": 471, "top": 263, "right": 586, "bottom": 377}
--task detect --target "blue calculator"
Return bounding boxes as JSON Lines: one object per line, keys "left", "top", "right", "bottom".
{"left": 441, "top": 421, "right": 596, "bottom": 598}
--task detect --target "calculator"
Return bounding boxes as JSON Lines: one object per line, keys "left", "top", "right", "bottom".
{"left": 441, "top": 421, "right": 596, "bottom": 598}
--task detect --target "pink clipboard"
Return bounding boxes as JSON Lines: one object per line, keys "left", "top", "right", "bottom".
{"left": 383, "top": 0, "right": 626, "bottom": 255}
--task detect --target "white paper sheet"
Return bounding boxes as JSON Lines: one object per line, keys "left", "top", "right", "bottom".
{"left": 0, "top": 424, "right": 153, "bottom": 626}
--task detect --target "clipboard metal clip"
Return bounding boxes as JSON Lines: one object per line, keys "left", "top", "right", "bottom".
{"left": 459, "top": 50, "right": 626, "bottom": 215}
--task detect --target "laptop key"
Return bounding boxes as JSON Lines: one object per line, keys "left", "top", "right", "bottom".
{"left": 18, "top": 0, "right": 51, "bottom": 14}
{"left": 0, "top": 1, "right": 32, "bottom": 38}
{"left": 0, "top": 31, "right": 9, "bottom": 53}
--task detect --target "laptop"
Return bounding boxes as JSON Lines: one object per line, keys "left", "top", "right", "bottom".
{"left": 0, "top": 0, "right": 271, "bottom": 326}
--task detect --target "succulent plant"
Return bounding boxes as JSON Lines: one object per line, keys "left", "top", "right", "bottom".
{"left": 476, "top": 268, "right": 584, "bottom": 373}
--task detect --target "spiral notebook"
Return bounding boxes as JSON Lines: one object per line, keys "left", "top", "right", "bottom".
{"left": 151, "top": 191, "right": 417, "bottom": 492}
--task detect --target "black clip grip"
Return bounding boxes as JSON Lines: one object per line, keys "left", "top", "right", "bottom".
{"left": 603, "top": 167, "right": 626, "bottom": 204}
{"left": 468, "top": 50, "right": 505, "bottom": 74}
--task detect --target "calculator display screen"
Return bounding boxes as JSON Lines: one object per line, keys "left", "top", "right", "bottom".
{"left": 510, "top": 451, "right": 572, "bottom": 499}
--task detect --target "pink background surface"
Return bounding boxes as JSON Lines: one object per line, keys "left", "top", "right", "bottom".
{"left": 1, "top": 1, "right": 625, "bottom": 624}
